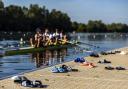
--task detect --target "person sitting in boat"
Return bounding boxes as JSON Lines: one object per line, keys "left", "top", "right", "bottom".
{"left": 45, "top": 33, "right": 53, "bottom": 46}
{"left": 59, "top": 30, "right": 63, "bottom": 40}
{"left": 30, "top": 28, "right": 43, "bottom": 48}
{"left": 49, "top": 33, "right": 54, "bottom": 45}
{"left": 43, "top": 29, "right": 53, "bottom": 46}
{"left": 61, "top": 34, "right": 68, "bottom": 44}
{"left": 43, "top": 28, "right": 49, "bottom": 37}
{"left": 35, "top": 28, "right": 43, "bottom": 47}
{"left": 52, "top": 29, "right": 60, "bottom": 45}
{"left": 40, "top": 34, "right": 46, "bottom": 47}
{"left": 53, "top": 29, "right": 59, "bottom": 37}
{"left": 58, "top": 30, "right": 64, "bottom": 44}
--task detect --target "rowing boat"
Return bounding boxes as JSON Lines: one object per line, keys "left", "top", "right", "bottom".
{"left": 3, "top": 43, "right": 75, "bottom": 56}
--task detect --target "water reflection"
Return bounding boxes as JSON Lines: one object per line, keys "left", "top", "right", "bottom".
{"left": 1, "top": 33, "right": 128, "bottom": 78}
{"left": 87, "top": 34, "right": 105, "bottom": 41}
{"left": 71, "top": 33, "right": 128, "bottom": 42}
{"left": 32, "top": 48, "right": 67, "bottom": 68}
{"left": 0, "top": 31, "right": 34, "bottom": 41}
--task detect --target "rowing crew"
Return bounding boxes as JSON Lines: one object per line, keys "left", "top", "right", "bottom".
{"left": 30, "top": 28, "right": 68, "bottom": 48}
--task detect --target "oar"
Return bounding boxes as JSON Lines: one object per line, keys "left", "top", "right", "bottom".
{"left": 67, "top": 41, "right": 92, "bottom": 51}
{"left": 78, "top": 41, "right": 100, "bottom": 48}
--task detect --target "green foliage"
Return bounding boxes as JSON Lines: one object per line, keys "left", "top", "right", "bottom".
{"left": 77, "top": 23, "right": 86, "bottom": 32}
{"left": 49, "top": 9, "right": 71, "bottom": 32}
{"left": 71, "top": 21, "right": 79, "bottom": 31}
{"left": 107, "top": 23, "right": 128, "bottom": 32}
{"left": 0, "top": 0, "right": 4, "bottom": 9}
{"left": 0, "top": 1, "right": 72, "bottom": 32}
{"left": 0, "top": 1, "right": 128, "bottom": 32}
{"left": 87, "top": 20, "right": 107, "bottom": 32}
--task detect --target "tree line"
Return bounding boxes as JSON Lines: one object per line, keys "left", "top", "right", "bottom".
{"left": 0, "top": 1, "right": 128, "bottom": 32}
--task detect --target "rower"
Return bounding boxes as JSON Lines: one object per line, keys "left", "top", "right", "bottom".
{"left": 43, "top": 29, "right": 51, "bottom": 46}
{"left": 53, "top": 29, "right": 59, "bottom": 45}
{"left": 53, "top": 29, "right": 59, "bottom": 38}
{"left": 61, "top": 34, "right": 68, "bottom": 44}
{"left": 58, "top": 30, "right": 64, "bottom": 44}
{"left": 59, "top": 30, "right": 63, "bottom": 40}
{"left": 45, "top": 36, "right": 51, "bottom": 46}
{"left": 43, "top": 28, "right": 49, "bottom": 37}
{"left": 34, "top": 28, "right": 43, "bottom": 48}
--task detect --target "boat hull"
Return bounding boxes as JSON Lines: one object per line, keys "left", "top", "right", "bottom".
{"left": 5, "top": 44, "right": 74, "bottom": 56}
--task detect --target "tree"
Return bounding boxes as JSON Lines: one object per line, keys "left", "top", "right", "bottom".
{"left": 107, "top": 23, "right": 128, "bottom": 32}
{"left": 0, "top": 0, "right": 4, "bottom": 10}
{"left": 0, "top": 0, "right": 4, "bottom": 29}
{"left": 71, "top": 21, "right": 79, "bottom": 31}
{"left": 49, "top": 9, "right": 72, "bottom": 32}
{"left": 87, "top": 20, "right": 107, "bottom": 32}
{"left": 0, "top": 1, "right": 128, "bottom": 32}
{"left": 77, "top": 23, "right": 86, "bottom": 32}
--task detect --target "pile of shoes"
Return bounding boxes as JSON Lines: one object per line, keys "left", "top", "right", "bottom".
{"left": 98, "top": 59, "right": 111, "bottom": 64}
{"left": 105, "top": 66, "right": 126, "bottom": 70}
{"left": 90, "top": 52, "right": 99, "bottom": 57}
{"left": 74, "top": 57, "right": 85, "bottom": 63}
{"left": 51, "top": 65, "right": 78, "bottom": 73}
{"left": 100, "top": 50, "right": 121, "bottom": 55}
{"left": 11, "top": 75, "right": 43, "bottom": 88}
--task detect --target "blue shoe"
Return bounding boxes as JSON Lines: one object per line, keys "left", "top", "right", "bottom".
{"left": 57, "top": 67, "right": 65, "bottom": 73}
{"left": 74, "top": 58, "right": 81, "bottom": 62}
{"left": 51, "top": 66, "right": 59, "bottom": 73}
{"left": 79, "top": 58, "right": 85, "bottom": 63}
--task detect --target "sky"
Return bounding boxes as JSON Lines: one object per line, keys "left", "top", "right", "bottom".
{"left": 3, "top": 0, "right": 128, "bottom": 24}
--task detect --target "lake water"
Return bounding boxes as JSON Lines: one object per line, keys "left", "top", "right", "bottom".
{"left": 0, "top": 33, "right": 128, "bottom": 79}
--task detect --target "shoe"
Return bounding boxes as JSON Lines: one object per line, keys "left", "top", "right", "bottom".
{"left": 115, "top": 66, "right": 126, "bottom": 70}
{"left": 104, "top": 59, "right": 111, "bottom": 63}
{"left": 57, "top": 67, "right": 66, "bottom": 73}
{"left": 51, "top": 66, "right": 59, "bottom": 73}
{"left": 98, "top": 59, "right": 111, "bottom": 64}
{"left": 105, "top": 66, "right": 114, "bottom": 70}
{"left": 74, "top": 58, "right": 85, "bottom": 63}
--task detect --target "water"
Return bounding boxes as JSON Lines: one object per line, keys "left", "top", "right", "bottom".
{"left": 0, "top": 33, "right": 128, "bottom": 79}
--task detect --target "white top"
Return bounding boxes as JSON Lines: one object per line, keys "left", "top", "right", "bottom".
{"left": 44, "top": 32, "right": 49, "bottom": 37}
{"left": 59, "top": 33, "right": 63, "bottom": 38}
{"left": 49, "top": 34, "right": 53, "bottom": 39}
{"left": 53, "top": 32, "right": 59, "bottom": 37}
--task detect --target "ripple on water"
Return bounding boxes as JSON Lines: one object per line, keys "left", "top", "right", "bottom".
{"left": 0, "top": 62, "right": 20, "bottom": 64}
{"left": 14, "top": 68, "right": 32, "bottom": 70}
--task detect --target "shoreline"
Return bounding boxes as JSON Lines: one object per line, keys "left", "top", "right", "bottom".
{"left": 0, "top": 45, "right": 127, "bottom": 80}
{"left": 0, "top": 46, "right": 128, "bottom": 89}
